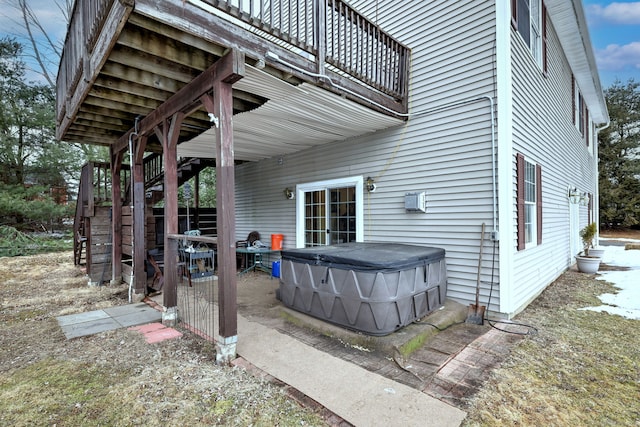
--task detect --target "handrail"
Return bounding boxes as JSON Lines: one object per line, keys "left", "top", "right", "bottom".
{"left": 168, "top": 234, "right": 218, "bottom": 245}
{"left": 143, "top": 153, "right": 164, "bottom": 188}
{"left": 325, "top": 0, "right": 409, "bottom": 99}
{"left": 73, "top": 163, "right": 91, "bottom": 264}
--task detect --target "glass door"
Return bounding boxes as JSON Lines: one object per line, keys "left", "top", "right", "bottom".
{"left": 304, "top": 190, "right": 327, "bottom": 246}
{"left": 328, "top": 187, "right": 356, "bottom": 245}
{"left": 296, "top": 176, "right": 364, "bottom": 248}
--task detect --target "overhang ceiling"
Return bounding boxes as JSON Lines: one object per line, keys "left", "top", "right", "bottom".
{"left": 177, "top": 65, "right": 404, "bottom": 162}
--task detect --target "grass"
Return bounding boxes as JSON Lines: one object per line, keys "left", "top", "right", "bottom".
{"left": 0, "top": 359, "right": 132, "bottom": 426}
{"left": 397, "top": 331, "right": 429, "bottom": 358}
{"left": 463, "top": 271, "right": 640, "bottom": 425}
{"left": 0, "top": 357, "right": 324, "bottom": 426}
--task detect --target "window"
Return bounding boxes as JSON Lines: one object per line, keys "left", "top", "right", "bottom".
{"left": 524, "top": 161, "right": 536, "bottom": 244}
{"left": 572, "top": 77, "right": 590, "bottom": 144}
{"left": 512, "top": 0, "right": 547, "bottom": 71}
{"left": 517, "top": 153, "right": 542, "bottom": 250}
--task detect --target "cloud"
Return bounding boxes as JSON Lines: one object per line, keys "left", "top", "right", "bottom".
{"left": 595, "top": 41, "right": 640, "bottom": 71}
{"left": 587, "top": 2, "right": 640, "bottom": 25}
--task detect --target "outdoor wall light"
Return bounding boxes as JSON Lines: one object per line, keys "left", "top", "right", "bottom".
{"left": 568, "top": 187, "right": 581, "bottom": 204}
{"left": 579, "top": 192, "right": 589, "bottom": 206}
{"left": 284, "top": 188, "right": 294, "bottom": 199}
{"left": 366, "top": 176, "right": 376, "bottom": 192}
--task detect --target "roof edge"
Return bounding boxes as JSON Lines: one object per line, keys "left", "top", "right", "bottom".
{"left": 546, "top": 0, "right": 609, "bottom": 124}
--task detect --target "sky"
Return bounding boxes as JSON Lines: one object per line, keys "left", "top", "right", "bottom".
{"left": 0, "top": 0, "right": 639, "bottom": 88}
{"left": 582, "top": 0, "right": 640, "bottom": 87}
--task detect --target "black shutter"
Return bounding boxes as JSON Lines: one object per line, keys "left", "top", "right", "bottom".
{"left": 571, "top": 75, "right": 575, "bottom": 125}
{"left": 542, "top": 1, "right": 548, "bottom": 75}
{"left": 585, "top": 107, "right": 590, "bottom": 146}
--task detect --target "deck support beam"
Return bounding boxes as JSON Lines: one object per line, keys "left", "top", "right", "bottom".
{"left": 200, "top": 73, "right": 242, "bottom": 363}
{"left": 109, "top": 148, "right": 123, "bottom": 284}
{"left": 110, "top": 50, "right": 244, "bottom": 355}
{"left": 159, "top": 113, "right": 184, "bottom": 317}
{"left": 133, "top": 136, "right": 148, "bottom": 295}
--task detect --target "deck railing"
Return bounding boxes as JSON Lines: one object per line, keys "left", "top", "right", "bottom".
{"left": 57, "top": 0, "right": 409, "bottom": 120}
{"left": 143, "top": 153, "right": 164, "bottom": 188}
{"left": 202, "top": 0, "right": 409, "bottom": 99}
{"left": 57, "top": 0, "right": 116, "bottom": 123}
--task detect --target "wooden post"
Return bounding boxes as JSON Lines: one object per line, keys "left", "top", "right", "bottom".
{"left": 109, "top": 49, "right": 243, "bottom": 334}
{"left": 200, "top": 51, "right": 245, "bottom": 363}
{"left": 160, "top": 113, "right": 184, "bottom": 322}
{"left": 110, "top": 147, "right": 123, "bottom": 284}
{"left": 214, "top": 77, "right": 238, "bottom": 342}
{"left": 133, "top": 136, "right": 147, "bottom": 295}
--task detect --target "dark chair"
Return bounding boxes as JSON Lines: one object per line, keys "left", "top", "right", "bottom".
{"left": 236, "top": 231, "right": 260, "bottom": 269}
{"left": 145, "top": 248, "right": 164, "bottom": 293}
{"left": 247, "top": 231, "right": 260, "bottom": 246}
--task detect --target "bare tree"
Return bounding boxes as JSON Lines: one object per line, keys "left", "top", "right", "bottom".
{"left": 5, "top": 0, "right": 72, "bottom": 86}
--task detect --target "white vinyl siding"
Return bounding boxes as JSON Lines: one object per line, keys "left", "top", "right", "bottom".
{"left": 236, "top": 0, "right": 500, "bottom": 312}
{"left": 509, "top": 9, "right": 598, "bottom": 314}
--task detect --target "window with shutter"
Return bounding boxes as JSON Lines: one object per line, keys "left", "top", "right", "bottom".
{"left": 517, "top": 153, "right": 542, "bottom": 250}
{"left": 512, "top": 0, "right": 546, "bottom": 69}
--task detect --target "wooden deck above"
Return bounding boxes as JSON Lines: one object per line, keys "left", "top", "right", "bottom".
{"left": 57, "top": 0, "right": 410, "bottom": 159}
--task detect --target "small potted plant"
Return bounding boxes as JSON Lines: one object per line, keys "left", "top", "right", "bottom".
{"left": 585, "top": 224, "right": 606, "bottom": 258}
{"left": 575, "top": 222, "right": 601, "bottom": 273}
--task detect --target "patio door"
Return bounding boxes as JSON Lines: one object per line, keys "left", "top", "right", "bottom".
{"left": 296, "top": 176, "right": 364, "bottom": 247}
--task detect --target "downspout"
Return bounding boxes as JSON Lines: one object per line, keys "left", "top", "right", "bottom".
{"left": 594, "top": 120, "right": 610, "bottom": 246}
{"left": 127, "top": 117, "right": 140, "bottom": 302}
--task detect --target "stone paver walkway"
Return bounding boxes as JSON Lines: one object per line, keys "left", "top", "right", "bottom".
{"left": 56, "top": 302, "right": 162, "bottom": 339}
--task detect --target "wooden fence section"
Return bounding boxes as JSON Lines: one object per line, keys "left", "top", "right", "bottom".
{"left": 87, "top": 206, "right": 113, "bottom": 285}
{"left": 74, "top": 161, "right": 124, "bottom": 266}
{"left": 122, "top": 205, "right": 133, "bottom": 256}
{"left": 154, "top": 207, "right": 218, "bottom": 246}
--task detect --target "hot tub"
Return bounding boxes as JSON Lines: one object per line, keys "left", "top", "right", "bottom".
{"left": 278, "top": 242, "right": 447, "bottom": 336}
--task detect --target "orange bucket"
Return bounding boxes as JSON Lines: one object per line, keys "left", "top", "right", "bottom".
{"left": 271, "top": 234, "right": 284, "bottom": 250}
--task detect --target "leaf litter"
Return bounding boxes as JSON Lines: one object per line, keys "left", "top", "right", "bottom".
{"left": 0, "top": 251, "right": 325, "bottom": 426}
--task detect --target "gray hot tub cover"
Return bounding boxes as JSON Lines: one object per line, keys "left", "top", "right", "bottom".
{"left": 281, "top": 242, "right": 444, "bottom": 272}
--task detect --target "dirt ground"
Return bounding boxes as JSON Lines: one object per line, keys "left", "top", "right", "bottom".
{"left": 600, "top": 228, "right": 640, "bottom": 240}
{"left": 0, "top": 252, "right": 325, "bottom": 426}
